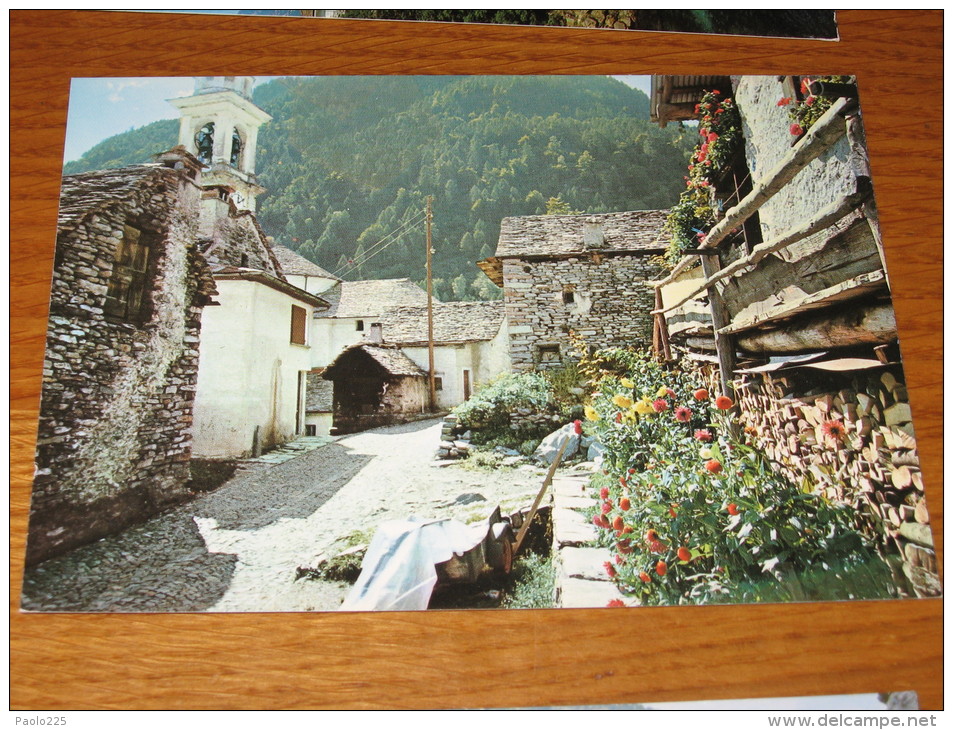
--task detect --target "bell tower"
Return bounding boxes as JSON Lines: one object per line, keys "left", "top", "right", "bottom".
{"left": 169, "top": 77, "right": 272, "bottom": 212}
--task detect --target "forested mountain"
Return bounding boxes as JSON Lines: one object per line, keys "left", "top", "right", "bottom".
{"left": 63, "top": 76, "right": 694, "bottom": 301}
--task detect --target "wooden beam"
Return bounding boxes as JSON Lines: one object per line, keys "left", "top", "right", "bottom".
{"left": 654, "top": 187, "right": 870, "bottom": 317}
{"left": 718, "top": 270, "right": 887, "bottom": 336}
{"left": 699, "top": 253, "right": 736, "bottom": 399}
{"left": 735, "top": 302, "right": 897, "bottom": 354}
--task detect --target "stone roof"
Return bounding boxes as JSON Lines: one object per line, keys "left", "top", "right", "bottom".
{"left": 306, "top": 372, "right": 334, "bottom": 412}
{"left": 323, "top": 343, "right": 427, "bottom": 380}
{"left": 317, "top": 278, "right": 432, "bottom": 319}
{"left": 493, "top": 210, "right": 669, "bottom": 259}
{"left": 377, "top": 300, "right": 504, "bottom": 345}
{"left": 271, "top": 245, "right": 340, "bottom": 281}
{"left": 57, "top": 164, "right": 175, "bottom": 233}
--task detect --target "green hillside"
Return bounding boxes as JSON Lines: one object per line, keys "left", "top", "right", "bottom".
{"left": 63, "top": 76, "right": 694, "bottom": 300}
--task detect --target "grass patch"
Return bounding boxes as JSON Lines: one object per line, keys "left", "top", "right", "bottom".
{"left": 502, "top": 551, "right": 556, "bottom": 609}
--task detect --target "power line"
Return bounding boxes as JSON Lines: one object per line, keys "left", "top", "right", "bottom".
{"left": 331, "top": 210, "right": 428, "bottom": 279}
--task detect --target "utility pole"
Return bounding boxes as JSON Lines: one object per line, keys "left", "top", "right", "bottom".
{"left": 426, "top": 196, "right": 436, "bottom": 411}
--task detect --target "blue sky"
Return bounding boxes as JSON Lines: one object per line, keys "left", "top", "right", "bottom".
{"left": 63, "top": 75, "right": 653, "bottom": 163}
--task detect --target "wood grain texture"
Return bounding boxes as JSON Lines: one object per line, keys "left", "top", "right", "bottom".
{"left": 10, "top": 9, "right": 942, "bottom": 711}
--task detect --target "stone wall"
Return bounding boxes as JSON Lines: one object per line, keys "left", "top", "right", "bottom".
{"left": 732, "top": 75, "right": 858, "bottom": 243}
{"left": 29, "top": 166, "right": 215, "bottom": 564}
{"left": 502, "top": 253, "right": 663, "bottom": 371}
{"left": 733, "top": 366, "right": 938, "bottom": 598}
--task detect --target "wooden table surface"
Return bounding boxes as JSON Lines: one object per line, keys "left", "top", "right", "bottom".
{"left": 10, "top": 10, "right": 943, "bottom": 711}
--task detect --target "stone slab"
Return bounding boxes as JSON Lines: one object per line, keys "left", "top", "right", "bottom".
{"left": 553, "top": 492, "right": 595, "bottom": 511}
{"left": 551, "top": 476, "right": 591, "bottom": 499}
{"left": 553, "top": 506, "right": 597, "bottom": 547}
{"left": 559, "top": 546, "right": 614, "bottom": 582}
{"left": 558, "top": 576, "right": 630, "bottom": 609}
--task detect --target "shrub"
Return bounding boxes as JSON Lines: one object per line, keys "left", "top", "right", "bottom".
{"left": 453, "top": 372, "right": 556, "bottom": 443}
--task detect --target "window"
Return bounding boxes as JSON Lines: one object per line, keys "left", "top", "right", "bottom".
{"left": 305, "top": 425, "right": 317, "bottom": 437}
{"left": 195, "top": 122, "right": 214, "bottom": 165}
{"left": 562, "top": 288, "right": 575, "bottom": 304}
{"left": 291, "top": 305, "right": 307, "bottom": 345}
{"left": 355, "top": 320, "right": 365, "bottom": 332}
{"left": 537, "top": 344, "right": 561, "bottom": 364}
{"left": 230, "top": 129, "right": 243, "bottom": 168}
{"left": 433, "top": 377, "right": 443, "bottom": 391}
{"left": 103, "top": 225, "right": 152, "bottom": 323}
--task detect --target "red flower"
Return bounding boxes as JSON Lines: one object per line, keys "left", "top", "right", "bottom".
{"left": 675, "top": 406, "right": 692, "bottom": 423}
{"left": 600, "top": 487, "right": 609, "bottom": 500}
{"left": 615, "top": 412, "right": 623, "bottom": 423}
{"left": 800, "top": 78, "right": 812, "bottom": 94}
{"left": 777, "top": 96, "right": 792, "bottom": 106}
{"left": 619, "top": 497, "right": 631, "bottom": 511}
{"left": 621, "top": 526, "right": 633, "bottom": 535}
{"left": 650, "top": 540, "right": 666, "bottom": 554}
{"left": 677, "top": 546, "right": 692, "bottom": 562}
{"left": 821, "top": 419, "right": 846, "bottom": 441}
{"left": 652, "top": 399, "right": 668, "bottom": 413}
{"left": 694, "top": 103, "right": 701, "bottom": 114}
{"left": 606, "top": 599, "right": 626, "bottom": 607}
{"left": 727, "top": 503, "right": 740, "bottom": 516}
{"left": 790, "top": 123, "right": 804, "bottom": 137}
{"left": 617, "top": 540, "right": 633, "bottom": 555}
{"left": 705, "top": 459, "right": 723, "bottom": 474}
{"left": 711, "top": 89, "right": 721, "bottom": 95}
{"left": 619, "top": 477, "right": 627, "bottom": 488}
{"left": 602, "top": 501, "right": 612, "bottom": 514}
{"left": 669, "top": 505, "right": 677, "bottom": 519}
{"left": 627, "top": 467, "right": 636, "bottom": 475}
{"left": 604, "top": 561, "right": 617, "bottom": 578}
{"left": 656, "top": 560, "right": 668, "bottom": 577}
{"left": 693, "top": 388, "right": 709, "bottom": 401}
{"left": 639, "top": 571, "right": 651, "bottom": 583}
{"left": 645, "top": 528, "right": 659, "bottom": 543}
{"left": 805, "top": 96, "right": 815, "bottom": 107}
{"left": 715, "top": 108, "right": 724, "bottom": 114}
{"left": 615, "top": 554, "right": 624, "bottom": 565}
{"left": 573, "top": 419, "right": 582, "bottom": 435}
{"left": 592, "top": 514, "right": 607, "bottom": 528}
{"left": 694, "top": 429, "right": 713, "bottom": 442}
{"left": 612, "top": 515, "right": 625, "bottom": 532}
{"left": 715, "top": 395, "right": 734, "bottom": 410}
{"left": 665, "top": 388, "right": 676, "bottom": 399}
{"left": 707, "top": 132, "right": 719, "bottom": 143}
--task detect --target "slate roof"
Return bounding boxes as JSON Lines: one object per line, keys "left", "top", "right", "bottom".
{"left": 271, "top": 245, "right": 340, "bottom": 281}
{"left": 493, "top": 210, "right": 669, "bottom": 259}
{"left": 323, "top": 343, "right": 427, "bottom": 380}
{"left": 377, "top": 300, "right": 504, "bottom": 346}
{"left": 57, "top": 165, "right": 173, "bottom": 233}
{"left": 317, "top": 278, "right": 432, "bottom": 318}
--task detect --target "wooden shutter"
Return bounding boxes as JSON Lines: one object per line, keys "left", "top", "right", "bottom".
{"left": 103, "top": 225, "right": 151, "bottom": 322}
{"left": 291, "top": 304, "right": 307, "bottom": 345}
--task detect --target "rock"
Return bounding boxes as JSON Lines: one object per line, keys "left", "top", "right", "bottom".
{"left": 533, "top": 424, "right": 580, "bottom": 464}
{"left": 452, "top": 440, "right": 471, "bottom": 451}
{"left": 587, "top": 441, "right": 606, "bottom": 465}
{"left": 455, "top": 492, "right": 486, "bottom": 505}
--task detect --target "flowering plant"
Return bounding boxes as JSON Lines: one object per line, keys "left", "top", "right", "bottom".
{"left": 663, "top": 89, "right": 743, "bottom": 265}
{"left": 779, "top": 75, "right": 853, "bottom": 137}
{"left": 580, "top": 346, "right": 886, "bottom": 606}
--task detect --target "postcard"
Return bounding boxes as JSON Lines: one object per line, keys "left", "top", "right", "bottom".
{"left": 21, "top": 74, "right": 936, "bottom": 613}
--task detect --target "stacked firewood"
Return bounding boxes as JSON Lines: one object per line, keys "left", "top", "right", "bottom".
{"left": 734, "top": 369, "right": 938, "bottom": 597}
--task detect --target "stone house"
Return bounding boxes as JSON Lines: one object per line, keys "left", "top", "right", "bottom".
{"left": 376, "top": 300, "right": 508, "bottom": 410}
{"left": 322, "top": 343, "right": 429, "bottom": 434}
{"left": 271, "top": 243, "right": 341, "bottom": 296}
{"left": 28, "top": 155, "right": 217, "bottom": 565}
{"left": 477, "top": 210, "right": 668, "bottom": 371}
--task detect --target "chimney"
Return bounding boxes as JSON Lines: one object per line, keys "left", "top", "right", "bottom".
{"left": 583, "top": 218, "right": 605, "bottom": 249}
{"left": 368, "top": 323, "right": 384, "bottom": 344}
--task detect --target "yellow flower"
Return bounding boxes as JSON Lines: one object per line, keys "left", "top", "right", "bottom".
{"left": 612, "top": 394, "right": 633, "bottom": 409}
{"left": 634, "top": 398, "right": 654, "bottom": 415}
{"left": 585, "top": 405, "right": 600, "bottom": 421}
{"left": 656, "top": 385, "right": 669, "bottom": 398}
{"left": 620, "top": 377, "right": 634, "bottom": 389}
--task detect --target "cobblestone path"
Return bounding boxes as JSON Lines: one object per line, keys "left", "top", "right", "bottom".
{"left": 20, "top": 418, "right": 542, "bottom": 613}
